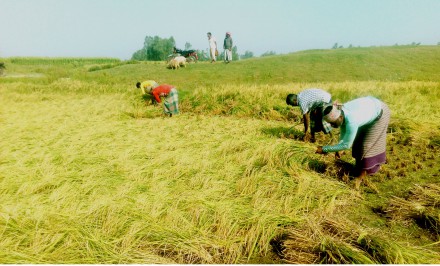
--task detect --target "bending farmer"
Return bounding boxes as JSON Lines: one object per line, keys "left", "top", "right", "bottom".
{"left": 316, "top": 96, "right": 390, "bottom": 189}
{"left": 286, "top": 88, "right": 333, "bottom": 143}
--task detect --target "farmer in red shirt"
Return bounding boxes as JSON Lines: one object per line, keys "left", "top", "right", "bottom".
{"left": 150, "top": 84, "right": 179, "bottom": 117}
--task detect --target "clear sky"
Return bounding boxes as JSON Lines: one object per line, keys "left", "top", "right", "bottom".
{"left": 1, "top": 0, "right": 440, "bottom": 59}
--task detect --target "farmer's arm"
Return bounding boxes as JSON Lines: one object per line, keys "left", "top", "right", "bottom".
{"left": 152, "top": 91, "right": 161, "bottom": 103}
{"left": 151, "top": 97, "right": 158, "bottom": 105}
{"left": 322, "top": 123, "right": 358, "bottom": 153}
{"left": 303, "top": 113, "right": 312, "bottom": 142}
{"left": 303, "top": 113, "right": 310, "bottom": 133}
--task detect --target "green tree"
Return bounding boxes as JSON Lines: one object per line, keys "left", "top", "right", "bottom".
{"left": 131, "top": 35, "right": 176, "bottom": 61}
{"left": 0, "top": 62, "right": 5, "bottom": 76}
{"left": 232, "top": 46, "right": 239, "bottom": 61}
{"left": 131, "top": 49, "right": 147, "bottom": 61}
{"left": 196, "top": 49, "right": 210, "bottom": 62}
{"left": 261, "top": 51, "right": 276, "bottom": 57}
{"left": 241, "top": 50, "right": 254, "bottom": 59}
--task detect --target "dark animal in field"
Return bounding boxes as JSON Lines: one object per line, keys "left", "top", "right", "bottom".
{"left": 173, "top": 47, "right": 198, "bottom": 62}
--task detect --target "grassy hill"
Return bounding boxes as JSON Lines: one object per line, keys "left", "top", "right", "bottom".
{"left": 3, "top": 45, "right": 440, "bottom": 86}
{"left": 0, "top": 46, "right": 439, "bottom": 263}
{"left": 95, "top": 45, "right": 440, "bottom": 86}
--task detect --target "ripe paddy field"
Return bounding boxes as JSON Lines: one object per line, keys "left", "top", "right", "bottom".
{"left": 1, "top": 46, "right": 440, "bottom": 263}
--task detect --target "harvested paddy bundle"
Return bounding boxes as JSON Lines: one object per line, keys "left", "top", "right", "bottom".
{"left": 356, "top": 233, "right": 439, "bottom": 264}
{"left": 384, "top": 184, "right": 440, "bottom": 235}
{"left": 273, "top": 218, "right": 374, "bottom": 264}
{"left": 273, "top": 217, "right": 439, "bottom": 264}
{"left": 411, "top": 184, "right": 440, "bottom": 207}
{"left": 271, "top": 228, "right": 318, "bottom": 264}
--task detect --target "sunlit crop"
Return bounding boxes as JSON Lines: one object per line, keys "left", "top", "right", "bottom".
{"left": 1, "top": 48, "right": 439, "bottom": 263}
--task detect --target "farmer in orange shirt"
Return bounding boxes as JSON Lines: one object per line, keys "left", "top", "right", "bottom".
{"left": 150, "top": 84, "right": 179, "bottom": 117}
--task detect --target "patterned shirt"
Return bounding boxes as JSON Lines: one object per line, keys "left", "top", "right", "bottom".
{"left": 297, "top": 88, "right": 332, "bottom": 115}
{"left": 322, "top": 96, "right": 383, "bottom": 153}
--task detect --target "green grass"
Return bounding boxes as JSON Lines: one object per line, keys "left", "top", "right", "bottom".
{"left": 1, "top": 45, "right": 440, "bottom": 263}
{"left": 83, "top": 45, "right": 440, "bottom": 86}
{"left": 9, "top": 57, "right": 121, "bottom": 65}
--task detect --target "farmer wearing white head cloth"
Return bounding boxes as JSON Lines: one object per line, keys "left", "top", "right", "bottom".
{"left": 316, "top": 96, "right": 390, "bottom": 189}
{"left": 223, "top": 32, "right": 233, "bottom": 63}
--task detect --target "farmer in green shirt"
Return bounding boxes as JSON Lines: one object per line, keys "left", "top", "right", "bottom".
{"left": 316, "top": 96, "right": 390, "bottom": 189}
{"left": 223, "top": 32, "right": 233, "bottom": 63}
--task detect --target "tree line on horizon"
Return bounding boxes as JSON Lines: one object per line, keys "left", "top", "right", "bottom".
{"left": 332, "top": 42, "right": 429, "bottom": 49}
{"left": 131, "top": 35, "right": 278, "bottom": 62}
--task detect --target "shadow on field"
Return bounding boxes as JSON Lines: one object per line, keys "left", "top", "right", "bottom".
{"left": 305, "top": 157, "right": 355, "bottom": 180}
{"left": 261, "top": 126, "right": 303, "bottom": 140}
{"left": 122, "top": 110, "right": 158, "bottom": 119}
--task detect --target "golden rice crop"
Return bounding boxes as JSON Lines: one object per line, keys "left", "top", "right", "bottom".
{"left": 276, "top": 217, "right": 439, "bottom": 264}
{"left": 1, "top": 58, "right": 440, "bottom": 263}
{"left": 381, "top": 184, "right": 440, "bottom": 235}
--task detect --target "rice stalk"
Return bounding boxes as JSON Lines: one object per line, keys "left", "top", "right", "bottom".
{"left": 2, "top": 60, "right": 440, "bottom": 263}
{"left": 382, "top": 184, "right": 440, "bottom": 234}
{"left": 359, "top": 232, "right": 440, "bottom": 264}
{"left": 275, "top": 216, "right": 440, "bottom": 264}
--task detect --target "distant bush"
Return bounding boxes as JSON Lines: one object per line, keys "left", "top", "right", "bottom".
{"left": 0, "top": 62, "right": 5, "bottom": 76}
{"left": 261, "top": 51, "right": 276, "bottom": 57}
{"left": 132, "top": 35, "right": 176, "bottom": 61}
{"left": 241, "top": 51, "right": 254, "bottom": 59}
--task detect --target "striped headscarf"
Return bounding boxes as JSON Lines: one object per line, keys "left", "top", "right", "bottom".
{"left": 323, "top": 103, "right": 342, "bottom": 123}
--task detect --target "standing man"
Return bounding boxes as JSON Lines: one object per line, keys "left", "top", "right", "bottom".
{"left": 223, "top": 32, "right": 233, "bottom": 63}
{"left": 286, "top": 88, "right": 333, "bottom": 143}
{"left": 316, "top": 96, "right": 390, "bottom": 189}
{"left": 207, "top": 32, "right": 217, "bottom": 63}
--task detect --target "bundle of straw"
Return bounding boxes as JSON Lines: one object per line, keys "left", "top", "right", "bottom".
{"left": 385, "top": 183, "right": 440, "bottom": 235}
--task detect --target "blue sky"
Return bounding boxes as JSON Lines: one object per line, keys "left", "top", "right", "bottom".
{"left": 1, "top": 0, "right": 439, "bottom": 59}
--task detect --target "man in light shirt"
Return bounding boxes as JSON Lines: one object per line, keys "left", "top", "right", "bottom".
{"left": 207, "top": 32, "right": 217, "bottom": 63}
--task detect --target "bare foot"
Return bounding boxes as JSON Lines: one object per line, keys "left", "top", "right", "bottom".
{"left": 354, "top": 170, "right": 367, "bottom": 190}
